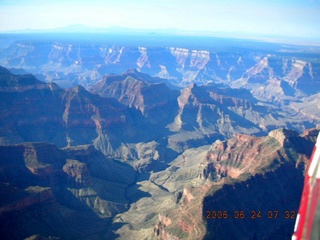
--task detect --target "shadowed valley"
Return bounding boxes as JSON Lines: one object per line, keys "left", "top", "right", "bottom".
{"left": 0, "top": 34, "right": 319, "bottom": 239}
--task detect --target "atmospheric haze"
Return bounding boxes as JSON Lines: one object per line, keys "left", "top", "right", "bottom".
{"left": 0, "top": 0, "right": 320, "bottom": 41}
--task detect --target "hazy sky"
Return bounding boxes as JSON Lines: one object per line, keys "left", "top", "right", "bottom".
{"left": 0, "top": 0, "right": 319, "bottom": 39}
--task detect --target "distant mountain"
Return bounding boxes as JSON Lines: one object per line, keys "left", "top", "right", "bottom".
{"left": 2, "top": 25, "right": 143, "bottom": 34}
{"left": 3, "top": 25, "right": 319, "bottom": 46}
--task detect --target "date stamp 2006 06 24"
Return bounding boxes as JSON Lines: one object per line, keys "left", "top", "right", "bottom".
{"left": 205, "top": 210, "right": 297, "bottom": 220}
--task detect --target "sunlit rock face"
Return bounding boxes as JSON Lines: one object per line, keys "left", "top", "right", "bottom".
{"left": 2, "top": 39, "right": 319, "bottom": 99}
{"left": 114, "top": 128, "right": 317, "bottom": 240}
{"left": 0, "top": 60, "right": 319, "bottom": 240}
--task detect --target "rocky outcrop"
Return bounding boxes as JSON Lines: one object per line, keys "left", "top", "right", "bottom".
{"left": 0, "top": 142, "right": 136, "bottom": 239}
{"left": 89, "top": 69, "right": 179, "bottom": 116}
{"left": 0, "top": 63, "right": 319, "bottom": 239}
{"left": 2, "top": 38, "right": 319, "bottom": 97}
{"left": 203, "top": 163, "right": 304, "bottom": 240}
{"left": 0, "top": 184, "right": 56, "bottom": 214}
{"left": 1, "top": 38, "right": 319, "bottom": 130}
{"left": 168, "top": 47, "right": 211, "bottom": 84}
{"left": 112, "top": 128, "right": 317, "bottom": 240}
{"left": 268, "top": 128, "right": 299, "bottom": 146}
{"left": 0, "top": 67, "right": 143, "bottom": 155}
{"left": 290, "top": 93, "right": 320, "bottom": 121}
{"left": 63, "top": 159, "right": 92, "bottom": 186}
{"left": 201, "top": 130, "right": 316, "bottom": 240}
{"left": 0, "top": 64, "right": 317, "bottom": 159}
{"left": 232, "top": 56, "right": 320, "bottom": 103}
{"left": 167, "top": 83, "right": 292, "bottom": 152}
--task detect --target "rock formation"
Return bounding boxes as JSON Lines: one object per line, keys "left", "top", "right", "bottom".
{"left": 0, "top": 63, "right": 319, "bottom": 239}
{"left": 0, "top": 142, "right": 136, "bottom": 239}
{"left": 109, "top": 128, "right": 318, "bottom": 240}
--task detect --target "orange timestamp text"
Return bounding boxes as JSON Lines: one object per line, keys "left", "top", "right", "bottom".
{"left": 205, "top": 210, "right": 296, "bottom": 220}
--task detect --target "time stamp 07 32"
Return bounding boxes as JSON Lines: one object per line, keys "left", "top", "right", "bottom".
{"left": 205, "top": 210, "right": 297, "bottom": 220}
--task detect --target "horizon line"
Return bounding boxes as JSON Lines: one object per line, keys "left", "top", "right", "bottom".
{"left": 1, "top": 24, "right": 320, "bottom": 47}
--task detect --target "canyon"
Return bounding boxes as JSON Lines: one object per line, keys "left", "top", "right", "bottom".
{"left": 0, "top": 33, "right": 319, "bottom": 239}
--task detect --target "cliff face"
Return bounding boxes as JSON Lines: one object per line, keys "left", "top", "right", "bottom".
{"left": 166, "top": 83, "right": 307, "bottom": 153}
{"left": 0, "top": 142, "right": 136, "bottom": 240}
{"left": 112, "top": 128, "right": 317, "bottom": 240}
{"left": 201, "top": 129, "right": 316, "bottom": 240}
{"left": 0, "top": 63, "right": 319, "bottom": 239}
{"left": 2, "top": 38, "right": 319, "bottom": 142}
{"left": 89, "top": 69, "right": 179, "bottom": 117}
{"left": 0, "top": 67, "right": 142, "bottom": 155}
{"left": 0, "top": 67, "right": 182, "bottom": 160}
{"left": 0, "top": 65, "right": 317, "bottom": 168}
{"left": 232, "top": 56, "right": 320, "bottom": 103}
{"left": 2, "top": 40, "right": 319, "bottom": 99}
{"left": 1, "top": 129, "right": 316, "bottom": 240}
{"left": 203, "top": 163, "right": 304, "bottom": 240}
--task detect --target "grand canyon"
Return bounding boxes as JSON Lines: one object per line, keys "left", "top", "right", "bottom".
{"left": 0, "top": 32, "right": 319, "bottom": 239}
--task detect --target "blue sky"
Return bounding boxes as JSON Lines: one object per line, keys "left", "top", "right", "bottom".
{"left": 0, "top": 0, "right": 319, "bottom": 39}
